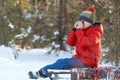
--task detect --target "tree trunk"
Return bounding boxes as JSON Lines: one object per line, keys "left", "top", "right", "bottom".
{"left": 0, "top": 0, "right": 5, "bottom": 45}
{"left": 114, "top": 0, "right": 119, "bottom": 67}
{"left": 19, "top": 0, "right": 24, "bottom": 48}
{"left": 19, "top": 0, "right": 22, "bottom": 28}
{"left": 57, "top": 0, "right": 67, "bottom": 51}
{"left": 57, "top": 0, "right": 63, "bottom": 51}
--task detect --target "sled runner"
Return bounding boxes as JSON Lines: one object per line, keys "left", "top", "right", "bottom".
{"left": 28, "top": 69, "right": 71, "bottom": 80}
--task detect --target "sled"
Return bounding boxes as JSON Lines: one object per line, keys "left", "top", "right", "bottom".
{"left": 28, "top": 69, "right": 71, "bottom": 80}
{"left": 48, "top": 68, "right": 91, "bottom": 80}
{"left": 48, "top": 67, "right": 120, "bottom": 80}
{"left": 48, "top": 69, "right": 71, "bottom": 80}
{"left": 29, "top": 67, "right": 120, "bottom": 80}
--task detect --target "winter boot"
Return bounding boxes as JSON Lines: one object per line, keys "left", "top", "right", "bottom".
{"left": 28, "top": 71, "right": 40, "bottom": 79}
{"left": 38, "top": 69, "right": 51, "bottom": 78}
{"left": 28, "top": 69, "right": 51, "bottom": 79}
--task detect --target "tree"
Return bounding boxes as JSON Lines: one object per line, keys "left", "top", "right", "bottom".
{"left": 0, "top": 0, "right": 6, "bottom": 45}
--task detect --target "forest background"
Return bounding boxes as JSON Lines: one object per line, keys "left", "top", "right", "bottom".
{"left": 0, "top": 0, "right": 120, "bottom": 67}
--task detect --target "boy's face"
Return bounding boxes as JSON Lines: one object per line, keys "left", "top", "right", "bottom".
{"left": 77, "top": 20, "right": 92, "bottom": 29}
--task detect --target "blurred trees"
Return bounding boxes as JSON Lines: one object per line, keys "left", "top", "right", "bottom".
{"left": 87, "top": 0, "right": 120, "bottom": 67}
{"left": 0, "top": 0, "right": 120, "bottom": 66}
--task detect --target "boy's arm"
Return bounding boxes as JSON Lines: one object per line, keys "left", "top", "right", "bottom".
{"left": 75, "top": 26, "right": 103, "bottom": 47}
{"left": 66, "top": 29, "right": 76, "bottom": 46}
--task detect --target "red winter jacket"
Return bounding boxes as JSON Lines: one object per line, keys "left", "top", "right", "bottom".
{"left": 67, "top": 23, "right": 103, "bottom": 68}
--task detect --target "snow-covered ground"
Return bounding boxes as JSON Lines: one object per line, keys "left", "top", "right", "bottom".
{"left": 0, "top": 45, "right": 73, "bottom": 80}
{"left": 0, "top": 45, "right": 112, "bottom": 80}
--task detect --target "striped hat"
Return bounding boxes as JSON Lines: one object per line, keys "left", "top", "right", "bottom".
{"left": 78, "top": 6, "right": 96, "bottom": 24}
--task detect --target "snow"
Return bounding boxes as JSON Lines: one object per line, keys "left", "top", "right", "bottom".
{"left": 0, "top": 45, "right": 113, "bottom": 80}
{"left": 8, "top": 23, "right": 14, "bottom": 29}
{"left": 0, "top": 45, "right": 72, "bottom": 80}
{"left": 32, "top": 35, "right": 40, "bottom": 42}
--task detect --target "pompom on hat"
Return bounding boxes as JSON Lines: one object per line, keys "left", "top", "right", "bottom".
{"left": 78, "top": 6, "right": 96, "bottom": 24}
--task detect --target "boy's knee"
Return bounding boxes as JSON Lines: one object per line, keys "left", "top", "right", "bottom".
{"left": 56, "top": 59, "right": 64, "bottom": 63}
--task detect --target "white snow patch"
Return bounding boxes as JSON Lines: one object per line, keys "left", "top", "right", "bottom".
{"left": 0, "top": 45, "right": 113, "bottom": 80}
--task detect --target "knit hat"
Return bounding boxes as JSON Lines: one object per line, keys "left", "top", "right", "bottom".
{"left": 78, "top": 6, "right": 96, "bottom": 24}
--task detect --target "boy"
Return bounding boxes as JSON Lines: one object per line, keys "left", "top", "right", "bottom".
{"left": 28, "top": 6, "right": 103, "bottom": 79}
